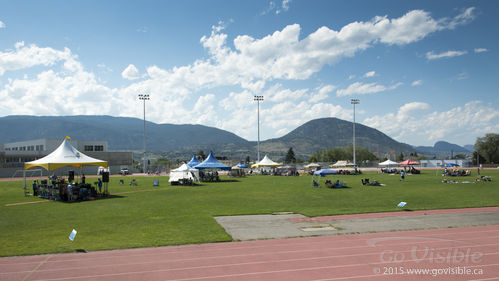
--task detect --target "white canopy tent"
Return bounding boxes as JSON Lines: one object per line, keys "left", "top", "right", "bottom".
{"left": 23, "top": 138, "right": 108, "bottom": 195}
{"left": 168, "top": 163, "right": 200, "bottom": 184}
{"left": 330, "top": 160, "right": 355, "bottom": 168}
{"left": 251, "top": 155, "right": 282, "bottom": 168}
{"left": 379, "top": 160, "right": 398, "bottom": 167}
{"left": 24, "top": 138, "right": 108, "bottom": 171}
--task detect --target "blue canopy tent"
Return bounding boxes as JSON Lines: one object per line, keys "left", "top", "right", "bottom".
{"left": 187, "top": 155, "right": 201, "bottom": 167}
{"left": 440, "top": 163, "right": 459, "bottom": 168}
{"left": 194, "top": 152, "right": 231, "bottom": 170}
{"left": 236, "top": 162, "right": 248, "bottom": 169}
{"left": 313, "top": 169, "right": 339, "bottom": 177}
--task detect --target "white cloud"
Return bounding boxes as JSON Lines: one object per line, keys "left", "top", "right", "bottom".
{"left": 261, "top": 1, "right": 276, "bottom": 15}
{"left": 411, "top": 80, "right": 423, "bottom": 86}
{"left": 282, "top": 0, "right": 291, "bottom": 11}
{"left": 265, "top": 84, "right": 308, "bottom": 102}
{"left": 121, "top": 64, "right": 141, "bottom": 80}
{"left": 276, "top": 0, "right": 292, "bottom": 14}
{"left": 363, "top": 101, "right": 499, "bottom": 146}
{"left": 474, "top": 48, "right": 488, "bottom": 53}
{"left": 336, "top": 81, "right": 402, "bottom": 97}
{"left": 0, "top": 21, "right": 5, "bottom": 28}
{"left": 446, "top": 7, "right": 475, "bottom": 29}
{"left": 310, "top": 85, "right": 335, "bottom": 103}
{"left": 426, "top": 50, "right": 468, "bottom": 60}
{"left": 0, "top": 7, "right": 483, "bottom": 144}
{"left": 364, "top": 71, "right": 376, "bottom": 78}
{"left": 0, "top": 41, "right": 76, "bottom": 76}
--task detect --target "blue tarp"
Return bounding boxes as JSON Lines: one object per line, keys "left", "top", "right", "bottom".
{"left": 187, "top": 155, "right": 201, "bottom": 167}
{"left": 440, "top": 163, "right": 459, "bottom": 168}
{"left": 195, "top": 152, "right": 231, "bottom": 170}
{"left": 236, "top": 162, "right": 248, "bottom": 168}
{"left": 313, "top": 169, "right": 339, "bottom": 176}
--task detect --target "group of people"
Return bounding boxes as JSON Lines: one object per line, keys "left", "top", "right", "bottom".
{"left": 361, "top": 178, "right": 384, "bottom": 186}
{"left": 442, "top": 168, "right": 471, "bottom": 177}
{"left": 32, "top": 174, "right": 104, "bottom": 202}
{"left": 324, "top": 179, "right": 345, "bottom": 188}
{"left": 199, "top": 170, "right": 220, "bottom": 182}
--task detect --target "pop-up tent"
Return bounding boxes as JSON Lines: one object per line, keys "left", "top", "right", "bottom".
{"left": 330, "top": 160, "right": 354, "bottom": 168}
{"left": 24, "top": 138, "right": 108, "bottom": 171}
{"left": 194, "top": 152, "right": 231, "bottom": 170}
{"left": 313, "top": 169, "right": 339, "bottom": 176}
{"left": 440, "top": 163, "right": 459, "bottom": 168}
{"left": 235, "top": 162, "right": 248, "bottom": 169}
{"left": 187, "top": 155, "right": 201, "bottom": 167}
{"left": 169, "top": 163, "right": 200, "bottom": 184}
{"left": 379, "top": 160, "right": 398, "bottom": 167}
{"left": 251, "top": 155, "right": 282, "bottom": 168}
{"left": 398, "top": 159, "right": 420, "bottom": 166}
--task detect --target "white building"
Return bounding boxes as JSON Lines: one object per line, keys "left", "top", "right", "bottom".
{"left": 1, "top": 139, "right": 131, "bottom": 177}
{"left": 419, "top": 159, "right": 472, "bottom": 168}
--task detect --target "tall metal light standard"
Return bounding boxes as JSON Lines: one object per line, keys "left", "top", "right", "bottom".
{"left": 351, "top": 98, "right": 359, "bottom": 166}
{"left": 138, "top": 94, "right": 150, "bottom": 173}
{"left": 254, "top": 95, "right": 264, "bottom": 162}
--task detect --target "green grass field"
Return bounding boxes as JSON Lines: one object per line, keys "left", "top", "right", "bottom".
{"left": 1, "top": 169, "right": 498, "bottom": 257}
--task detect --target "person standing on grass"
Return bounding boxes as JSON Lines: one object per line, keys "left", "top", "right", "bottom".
{"left": 400, "top": 170, "right": 405, "bottom": 181}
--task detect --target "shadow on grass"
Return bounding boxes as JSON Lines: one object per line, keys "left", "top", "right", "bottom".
{"left": 62, "top": 194, "right": 126, "bottom": 203}
{"left": 75, "top": 249, "right": 87, "bottom": 253}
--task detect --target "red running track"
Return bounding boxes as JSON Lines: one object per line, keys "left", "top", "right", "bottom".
{"left": 1, "top": 225, "right": 498, "bottom": 281}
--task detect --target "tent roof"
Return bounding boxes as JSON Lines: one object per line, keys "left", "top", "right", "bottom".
{"left": 331, "top": 160, "right": 354, "bottom": 167}
{"left": 194, "top": 152, "right": 231, "bottom": 170}
{"left": 187, "top": 155, "right": 201, "bottom": 167}
{"left": 234, "top": 162, "right": 248, "bottom": 169}
{"left": 304, "top": 163, "right": 321, "bottom": 168}
{"left": 313, "top": 169, "right": 338, "bottom": 176}
{"left": 172, "top": 163, "right": 199, "bottom": 172}
{"left": 251, "top": 155, "right": 282, "bottom": 168}
{"left": 398, "top": 159, "right": 420, "bottom": 166}
{"left": 440, "top": 163, "right": 460, "bottom": 167}
{"left": 24, "top": 139, "right": 108, "bottom": 171}
{"left": 379, "top": 159, "right": 398, "bottom": 166}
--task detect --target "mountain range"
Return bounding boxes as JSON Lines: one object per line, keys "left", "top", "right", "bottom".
{"left": 0, "top": 115, "right": 471, "bottom": 160}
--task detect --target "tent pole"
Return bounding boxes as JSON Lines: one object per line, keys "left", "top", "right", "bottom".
{"left": 23, "top": 169, "right": 27, "bottom": 196}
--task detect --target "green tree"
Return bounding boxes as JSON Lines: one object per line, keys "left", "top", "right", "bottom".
{"left": 397, "top": 152, "right": 404, "bottom": 161}
{"left": 309, "top": 146, "right": 377, "bottom": 162}
{"left": 285, "top": 147, "right": 296, "bottom": 163}
{"left": 197, "top": 150, "right": 206, "bottom": 160}
{"left": 475, "top": 133, "right": 499, "bottom": 164}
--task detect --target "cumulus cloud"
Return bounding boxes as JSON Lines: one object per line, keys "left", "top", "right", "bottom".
{"left": 121, "top": 64, "right": 141, "bottom": 80}
{"left": 363, "top": 101, "right": 499, "bottom": 145}
{"left": 0, "top": 21, "right": 5, "bottom": 28}
{"left": 0, "top": 41, "right": 76, "bottom": 76}
{"left": 426, "top": 50, "right": 467, "bottom": 60}
{"left": 336, "top": 82, "right": 402, "bottom": 97}
{"left": 0, "top": 7, "right": 482, "bottom": 143}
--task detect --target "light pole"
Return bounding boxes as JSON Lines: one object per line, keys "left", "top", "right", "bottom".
{"left": 254, "top": 95, "right": 264, "bottom": 162}
{"left": 138, "top": 94, "right": 150, "bottom": 173}
{"left": 351, "top": 98, "right": 359, "bottom": 166}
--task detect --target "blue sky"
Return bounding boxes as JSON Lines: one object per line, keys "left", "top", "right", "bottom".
{"left": 0, "top": 0, "right": 498, "bottom": 147}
